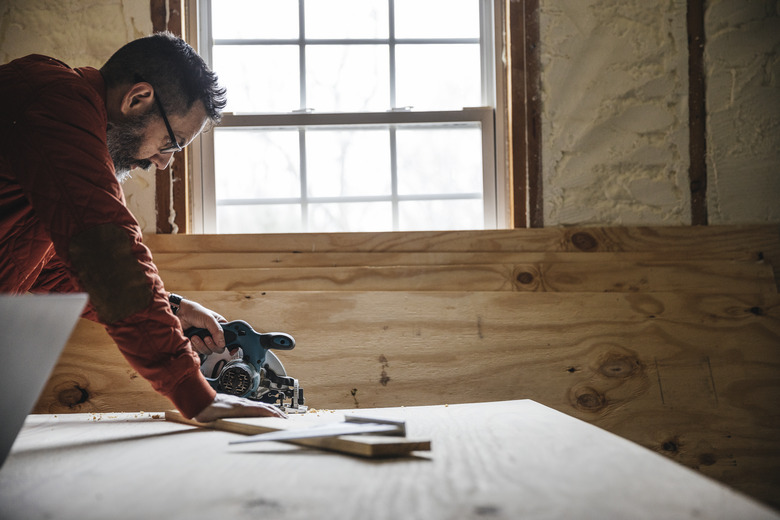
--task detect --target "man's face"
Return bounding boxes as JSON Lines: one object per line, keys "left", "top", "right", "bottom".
{"left": 107, "top": 97, "right": 209, "bottom": 182}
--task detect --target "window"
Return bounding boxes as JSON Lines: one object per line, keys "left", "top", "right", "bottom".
{"left": 189, "top": 0, "right": 507, "bottom": 233}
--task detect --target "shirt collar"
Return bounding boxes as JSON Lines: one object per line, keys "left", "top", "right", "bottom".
{"left": 74, "top": 66, "right": 107, "bottom": 106}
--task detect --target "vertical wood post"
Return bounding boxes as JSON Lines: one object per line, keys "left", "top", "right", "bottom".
{"left": 509, "top": 0, "right": 543, "bottom": 228}
{"left": 151, "top": 0, "right": 189, "bottom": 234}
{"left": 688, "top": 0, "right": 708, "bottom": 225}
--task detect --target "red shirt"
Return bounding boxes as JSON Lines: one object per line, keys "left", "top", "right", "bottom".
{"left": 0, "top": 55, "right": 215, "bottom": 418}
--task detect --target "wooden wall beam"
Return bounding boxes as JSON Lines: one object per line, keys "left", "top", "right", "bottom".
{"left": 509, "top": 0, "right": 543, "bottom": 228}
{"left": 151, "top": 0, "right": 189, "bottom": 234}
{"left": 687, "top": 0, "right": 708, "bottom": 225}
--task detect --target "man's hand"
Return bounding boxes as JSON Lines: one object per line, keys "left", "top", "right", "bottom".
{"left": 194, "top": 393, "right": 288, "bottom": 422}
{"left": 175, "top": 298, "right": 227, "bottom": 355}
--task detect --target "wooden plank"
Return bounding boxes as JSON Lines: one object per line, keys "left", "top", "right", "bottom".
{"left": 145, "top": 226, "right": 780, "bottom": 289}
{"left": 165, "top": 410, "right": 431, "bottom": 458}
{"left": 156, "top": 261, "right": 776, "bottom": 293}
{"left": 151, "top": 250, "right": 771, "bottom": 268}
{"left": 143, "top": 225, "right": 779, "bottom": 256}
{"left": 35, "top": 291, "right": 780, "bottom": 506}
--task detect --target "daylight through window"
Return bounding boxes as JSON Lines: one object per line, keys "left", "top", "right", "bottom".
{"left": 192, "top": 0, "right": 505, "bottom": 233}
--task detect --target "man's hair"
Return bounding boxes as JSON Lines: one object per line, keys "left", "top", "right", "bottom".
{"left": 100, "top": 32, "right": 226, "bottom": 124}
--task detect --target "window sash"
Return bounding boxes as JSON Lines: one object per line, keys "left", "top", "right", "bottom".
{"left": 188, "top": 0, "right": 508, "bottom": 233}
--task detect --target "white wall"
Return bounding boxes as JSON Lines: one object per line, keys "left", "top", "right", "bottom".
{"left": 705, "top": 0, "right": 780, "bottom": 224}
{"left": 540, "top": 0, "right": 690, "bottom": 225}
{"left": 540, "top": 0, "right": 779, "bottom": 225}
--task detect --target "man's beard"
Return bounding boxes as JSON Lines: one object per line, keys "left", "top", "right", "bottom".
{"left": 107, "top": 109, "right": 155, "bottom": 183}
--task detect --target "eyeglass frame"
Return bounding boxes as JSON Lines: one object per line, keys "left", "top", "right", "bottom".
{"left": 134, "top": 74, "right": 182, "bottom": 155}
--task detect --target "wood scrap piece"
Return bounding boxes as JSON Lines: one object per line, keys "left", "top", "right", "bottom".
{"left": 164, "top": 410, "right": 431, "bottom": 458}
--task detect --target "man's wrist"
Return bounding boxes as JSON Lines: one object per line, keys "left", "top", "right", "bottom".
{"left": 168, "top": 293, "right": 183, "bottom": 315}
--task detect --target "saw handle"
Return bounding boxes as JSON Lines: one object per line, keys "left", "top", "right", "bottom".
{"left": 183, "top": 320, "right": 295, "bottom": 350}
{"left": 184, "top": 325, "right": 238, "bottom": 344}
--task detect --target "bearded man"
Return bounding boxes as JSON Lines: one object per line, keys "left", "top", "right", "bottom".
{"left": 0, "top": 32, "right": 285, "bottom": 422}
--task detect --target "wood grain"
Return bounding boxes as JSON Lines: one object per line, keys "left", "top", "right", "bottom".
{"left": 165, "top": 410, "right": 431, "bottom": 458}
{"left": 156, "top": 261, "right": 776, "bottom": 293}
{"left": 145, "top": 225, "right": 780, "bottom": 289}
{"left": 143, "top": 225, "right": 779, "bottom": 256}
{"left": 150, "top": 250, "right": 771, "bottom": 268}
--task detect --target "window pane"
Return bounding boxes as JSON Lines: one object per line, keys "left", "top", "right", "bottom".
{"left": 213, "top": 45, "right": 299, "bottom": 113}
{"left": 398, "top": 199, "right": 483, "bottom": 230}
{"left": 306, "top": 45, "right": 390, "bottom": 111}
{"left": 214, "top": 128, "right": 300, "bottom": 200}
{"left": 306, "top": 128, "right": 391, "bottom": 197}
{"left": 308, "top": 202, "right": 393, "bottom": 232}
{"left": 217, "top": 204, "right": 303, "bottom": 234}
{"left": 396, "top": 125, "right": 483, "bottom": 195}
{"left": 395, "top": 44, "right": 481, "bottom": 110}
{"left": 212, "top": 0, "right": 298, "bottom": 40}
{"left": 305, "top": 0, "right": 388, "bottom": 39}
{"left": 395, "top": 0, "right": 480, "bottom": 39}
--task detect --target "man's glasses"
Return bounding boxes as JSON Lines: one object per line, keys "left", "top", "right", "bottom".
{"left": 154, "top": 92, "right": 182, "bottom": 154}
{"left": 135, "top": 75, "right": 182, "bottom": 155}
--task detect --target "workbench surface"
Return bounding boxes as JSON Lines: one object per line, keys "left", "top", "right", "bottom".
{"left": 1, "top": 400, "right": 776, "bottom": 520}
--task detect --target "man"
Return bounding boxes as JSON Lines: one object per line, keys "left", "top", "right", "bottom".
{"left": 0, "top": 32, "right": 285, "bottom": 422}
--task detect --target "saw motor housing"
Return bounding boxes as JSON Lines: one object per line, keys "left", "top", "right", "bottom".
{"left": 184, "top": 320, "right": 305, "bottom": 412}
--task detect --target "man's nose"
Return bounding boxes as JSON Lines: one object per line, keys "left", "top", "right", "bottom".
{"left": 150, "top": 152, "right": 174, "bottom": 171}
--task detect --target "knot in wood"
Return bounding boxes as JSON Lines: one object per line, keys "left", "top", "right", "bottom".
{"left": 598, "top": 353, "right": 642, "bottom": 379}
{"left": 572, "top": 387, "right": 606, "bottom": 412}
{"left": 57, "top": 383, "right": 90, "bottom": 408}
{"left": 516, "top": 272, "right": 535, "bottom": 285}
{"left": 570, "top": 232, "right": 598, "bottom": 252}
{"left": 661, "top": 439, "right": 680, "bottom": 453}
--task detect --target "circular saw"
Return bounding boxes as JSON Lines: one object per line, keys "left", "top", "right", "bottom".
{"left": 185, "top": 320, "right": 306, "bottom": 413}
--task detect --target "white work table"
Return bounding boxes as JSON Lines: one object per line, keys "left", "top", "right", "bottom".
{"left": 0, "top": 400, "right": 776, "bottom": 520}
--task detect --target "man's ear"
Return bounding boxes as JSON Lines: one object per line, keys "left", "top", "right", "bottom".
{"left": 120, "top": 82, "right": 154, "bottom": 117}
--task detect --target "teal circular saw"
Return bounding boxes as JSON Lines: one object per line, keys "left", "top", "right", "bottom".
{"left": 184, "top": 320, "right": 306, "bottom": 413}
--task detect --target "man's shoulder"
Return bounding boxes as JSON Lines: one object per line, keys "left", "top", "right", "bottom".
{"left": 3, "top": 54, "right": 104, "bottom": 113}
{"left": 5, "top": 54, "right": 71, "bottom": 72}
{"left": 2, "top": 54, "right": 82, "bottom": 92}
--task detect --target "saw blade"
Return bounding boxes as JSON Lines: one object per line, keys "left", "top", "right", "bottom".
{"left": 263, "top": 350, "right": 286, "bottom": 376}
